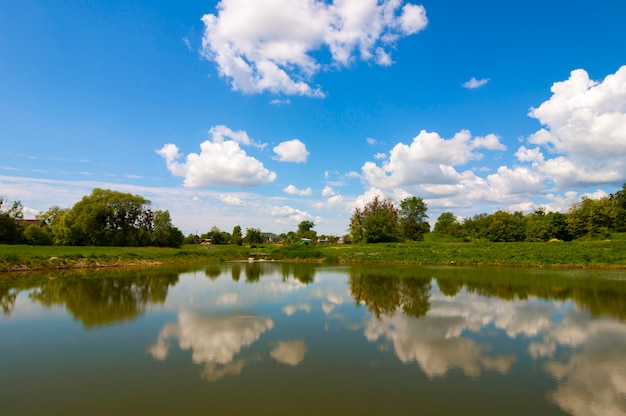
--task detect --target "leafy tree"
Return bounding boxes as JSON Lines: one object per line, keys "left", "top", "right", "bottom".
{"left": 0, "top": 197, "right": 24, "bottom": 244}
{"left": 297, "top": 220, "right": 314, "bottom": 234}
{"left": 434, "top": 212, "right": 459, "bottom": 236}
{"left": 232, "top": 225, "right": 243, "bottom": 246}
{"left": 246, "top": 227, "right": 263, "bottom": 246}
{"left": 297, "top": 220, "right": 317, "bottom": 240}
{"left": 69, "top": 188, "right": 151, "bottom": 246}
{"left": 151, "top": 210, "right": 184, "bottom": 247}
{"left": 23, "top": 224, "right": 52, "bottom": 245}
{"left": 38, "top": 206, "right": 73, "bottom": 245}
{"left": 567, "top": 196, "right": 615, "bottom": 239}
{"left": 484, "top": 211, "right": 526, "bottom": 242}
{"left": 399, "top": 196, "right": 429, "bottom": 241}
{"left": 611, "top": 183, "right": 626, "bottom": 231}
{"left": 349, "top": 196, "right": 400, "bottom": 243}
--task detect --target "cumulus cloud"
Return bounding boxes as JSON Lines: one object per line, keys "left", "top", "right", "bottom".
{"left": 200, "top": 0, "right": 427, "bottom": 96}
{"left": 219, "top": 194, "right": 243, "bottom": 206}
{"left": 361, "top": 130, "right": 506, "bottom": 189}
{"left": 283, "top": 184, "right": 313, "bottom": 196}
{"left": 273, "top": 139, "right": 309, "bottom": 163}
{"left": 462, "top": 77, "right": 490, "bottom": 89}
{"left": 265, "top": 204, "right": 312, "bottom": 225}
{"left": 524, "top": 65, "right": 626, "bottom": 188}
{"left": 321, "top": 186, "right": 335, "bottom": 197}
{"left": 157, "top": 126, "right": 276, "bottom": 188}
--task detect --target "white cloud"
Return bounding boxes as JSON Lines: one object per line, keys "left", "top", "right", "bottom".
{"left": 266, "top": 204, "right": 312, "bottom": 224}
{"left": 283, "top": 184, "right": 313, "bottom": 196}
{"left": 201, "top": 0, "right": 427, "bottom": 96}
{"left": 157, "top": 126, "right": 277, "bottom": 188}
{"left": 525, "top": 66, "right": 626, "bottom": 188}
{"left": 366, "top": 137, "right": 378, "bottom": 145}
{"left": 273, "top": 139, "right": 309, "bottom": 163}
{"left": 361, "top": 130, "right": 506, "bottom": 189}
{"left": 462, "top": 77, "right": 490, "bottom": 89}
{"left": 219, "top": 194, "right": 243, "bottom": 206}
{"left": 321, "top": 186, "right": 335, "bottom": 197}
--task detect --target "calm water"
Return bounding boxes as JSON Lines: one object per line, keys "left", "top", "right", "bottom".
{"left": 1, "top": 263, "right": 626, "bottom": 416}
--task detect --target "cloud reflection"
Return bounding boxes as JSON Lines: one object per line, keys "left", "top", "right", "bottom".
{"left": 365, "top": 313, "right": 516, "bottom": 378}
{"left": 150, "top": 310, "right": 273, "bottom": 381}
{"left": 270, "top": 339, "right": 307, "bottom": 366}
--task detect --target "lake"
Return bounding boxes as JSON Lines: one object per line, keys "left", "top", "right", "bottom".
{"left": 1, "top": 263, "right": 625, "bottom": 416}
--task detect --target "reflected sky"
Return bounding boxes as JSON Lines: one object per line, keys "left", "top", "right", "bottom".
{"left": 1, "top": 264, "right": 625, "bottom": 416}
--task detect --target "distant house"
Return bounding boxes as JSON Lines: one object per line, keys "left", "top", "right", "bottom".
{"left": 17, "top": 219, "right": 46, "bottom": 227}
{"left": 261, "top": 232, "right": 282, "bottom": 243}
{"left": 300, "top": 238, "right": 311, "bottom": 244}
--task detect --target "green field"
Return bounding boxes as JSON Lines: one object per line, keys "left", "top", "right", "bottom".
{"left": 2, "top": 233, "right": 626, "bottom": 272}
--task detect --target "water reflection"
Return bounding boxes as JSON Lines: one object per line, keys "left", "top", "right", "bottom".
{"left": 2, "top": 264, "right": 626, "bottom": 416}
{"left": 270, "top": 339, "right": 307, "bottom": 366}
{"left": 350, "top": 265, "right": 431, "bottom": 318}
{"left": 150, "top": 310, "right": 274, "bottom": 381}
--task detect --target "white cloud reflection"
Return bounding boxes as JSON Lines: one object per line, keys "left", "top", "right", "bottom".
{"left": 270, "top": 339, "right": 308, "bottom": 366}
{"left": 149, "top": 310, "right": 274, "bottom": 381}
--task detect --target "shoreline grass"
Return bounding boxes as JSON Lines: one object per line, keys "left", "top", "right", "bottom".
{"left": 2, "top": 233, "right": 626, "bottom": 273}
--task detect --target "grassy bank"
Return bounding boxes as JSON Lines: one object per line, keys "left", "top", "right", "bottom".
{"left": 2, "top": 233, "right": 626, "bottom": 272}
{"left": 0, "top": 244, "right": 251, "bottom": 272}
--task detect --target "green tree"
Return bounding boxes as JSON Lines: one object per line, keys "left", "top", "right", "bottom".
{"left": 567, "top": 196, "right": 616, "bottom": 239}
{"left": 232, "top": 225, "right": 243, "bottom": 246}
{"left": 433, "top": 212, "right": 459, "bottom": 236}
{"left": 246, "top": 227, "right": 263, "bottom": 246}
{"left": 297, "top": 220, "right": 317, "bottom": 240}
{"left": 69, "top": 188, "right": 151, "bottom": 246}
{"left": 349, "top": 196, "right": 400, "bottom": 243}
{"left": 38, "top": 206, "right": 73, "bottom": 245}
{"left": 0, "top": 197, "right": 24, "bottom": 244}
{"left": 399, "top": 196, "right": 429, "bottom": 241}
{"left": 23, "top": 224, "right": 52, "bottom": 245}
{"left": 151, "top": 210, "right": 184, "bottom": 247}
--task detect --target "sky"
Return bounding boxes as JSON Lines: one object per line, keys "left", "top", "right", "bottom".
{"left": 1, "top": 0, "right": 626, "bottom": 237}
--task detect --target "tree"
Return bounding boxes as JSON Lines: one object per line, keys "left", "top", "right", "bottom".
{"left": 246, "top": 227, "right": 263, "bottom": 246}
{"left": 0, "top": 197, "right": 24, "bottom": 244}
{"left": 567, "top": 196, "right": 615, "bottom": 239}
{"left": 399, "top": 196, "right": 429, "bottom": 241}
{"left": 297, "top": 220, "right": 317, "bottom": 241}
{"left": 434, "top": 212, "right": 459, "bottom": 236}
{"left": 349, "top": 196, "right": 400, "bottom": 243}
{"left": 151, "top": 210, "right": 184, "bottom": 247}
{"left": 69, "top": 188, "right": 151, "bottom": 246}
{"left": 232, "top": 225, "right": 243, "bottom": 246}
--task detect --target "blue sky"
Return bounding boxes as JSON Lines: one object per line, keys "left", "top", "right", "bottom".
{"left": 1, "top": 0, "right": 626, "bottom": 236}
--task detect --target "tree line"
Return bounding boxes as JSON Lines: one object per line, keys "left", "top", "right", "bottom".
{"left": 0, "top": 188, "right": 184, "bottom": 247}
{"left": 435, "top": 184, "right": 626, "bottom": 242}
{"left": 347, "top": 184, "right": 626, "bottom": 243}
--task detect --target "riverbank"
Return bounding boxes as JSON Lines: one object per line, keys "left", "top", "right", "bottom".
{"left": 2, "top": 235, "right": 626, "bottom": 272}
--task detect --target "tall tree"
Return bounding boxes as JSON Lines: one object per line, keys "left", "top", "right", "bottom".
{"left": 349, "top": 196, "right": 400, "bottom": 243}
{"left": 0, "top": 197, "right": 24, "bottom": 244}
{"left": 434, "top": 212, "right": 459, "bottom": 236}
{"left": 399, "top": 196, "right": 429, "bottom": 241}
{"left": 232, "top": 225, "right": 243, "bottom": 246}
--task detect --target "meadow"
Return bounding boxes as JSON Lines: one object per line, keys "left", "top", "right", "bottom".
{"left": 2, "top": 233, "right": 626, "bottom": 272}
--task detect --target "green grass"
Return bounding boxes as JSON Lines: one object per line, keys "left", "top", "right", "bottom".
{"left": 2, "top": 233, "right": 626, "bottom": 272}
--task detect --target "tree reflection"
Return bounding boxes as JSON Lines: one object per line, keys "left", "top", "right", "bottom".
{"left": 28, "top": 271, "right": 179, "bottom": 327}
{"left": 279, "top": 264, "right": 316, "bottom": 284}
{"left": 0, "top": 285, "right": 17, "bottom": 315}
{"left": 435, "top": 270, "right": 626, "bottom": 320}
{"left": 231, "top": 264, "right": 241, "bottom": 282}
{"left": 244, "top": 263, "right": 261, "bottom": 283}
{"left": 350, "top": 266, "right": 431, "bottom": 319}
